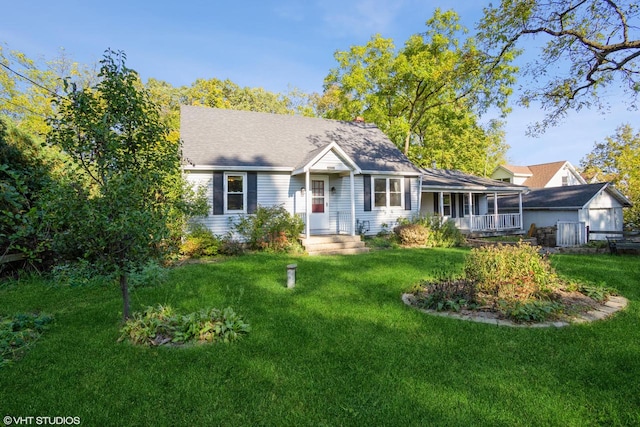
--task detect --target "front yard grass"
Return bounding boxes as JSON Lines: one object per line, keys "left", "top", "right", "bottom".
{"left": 1, "top": 249, "right": 639, "bottom": 426}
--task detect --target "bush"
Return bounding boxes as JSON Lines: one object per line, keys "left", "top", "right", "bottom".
{"left": 396, "top": 214, "right": 463, "bottom": 248}
{"left": 394, "top": 223, "right": 429, "bottom": 246}
{"left": 119, "top": 305, "right": 250, "bottom": 346}
{"left": 180, "top": 223, "right": 222, "bottom": 258}
{"left": 414, "top": 279, "right": 477, "bottom": 312}
{"left": 231, "top": 204, "right": 304, "bottom": 252}
{"left": 464, "top": 242, "right": 556, "bottom": 302}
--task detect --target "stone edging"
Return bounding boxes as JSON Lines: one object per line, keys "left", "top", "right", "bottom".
{"left": 401, "top": 293, "right": 628, "bottom": 328}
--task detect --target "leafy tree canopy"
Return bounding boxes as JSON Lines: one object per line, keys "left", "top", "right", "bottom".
{"left": 580, "top": 123, "right": 640, "bottom": 227}
{"left": 478, "top": 0, "right": 640, "bottom": 132}
{"left": 0, "top": 45, "right": 95, "bottom": 137}
{"left": 321, "top": 9, "right": 516, "bottom": 175}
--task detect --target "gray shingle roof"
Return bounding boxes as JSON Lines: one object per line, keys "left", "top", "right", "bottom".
{"left": 499, "top": 183, "right": 632, "bottom": 209}
{"left": 180, "top": 105, "right": 420, "bottom": 174}
{"left": 421, "top": 168, "right": 526, "bottom": 192}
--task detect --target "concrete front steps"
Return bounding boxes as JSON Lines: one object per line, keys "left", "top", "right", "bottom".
{"left": 300, "top": 235, "right": 369, "bottom": 256}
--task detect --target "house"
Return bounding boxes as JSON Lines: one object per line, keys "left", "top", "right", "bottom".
{"left": 498, "top": 183, "right": 632, "bottom": 244}
{"left": 180, "top": 106, "right": 422, "bottom": 246}
{"left": 491, "top": 161, "right": 586, "bottom": 188}
{"left": 419, "top": 168, "right": 527, "bottom": 235}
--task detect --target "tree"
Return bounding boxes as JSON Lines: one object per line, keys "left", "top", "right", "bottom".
{"left": 0, "top": 119, "right": 51, "bottom": 270}
{"left": 184, "top": 78, "right": 294, "bottom": 114}
{"left": 47, "top": 50, "right": 204, "bottom": 320}
{"left": 580, "top": 123, "right": 640, "bottom": 227}
{"left": 478, "top": 0, "right": 640, "bottom": 131}
{"left": 1, "top": 45, "right": 95, "bottom": 137}
{"left": 322, "top": 9, "right": 516, "bottom": 174}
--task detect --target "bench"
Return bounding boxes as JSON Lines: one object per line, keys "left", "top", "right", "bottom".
{"left": 607, "top": 237, "right": 640, "bottom": 255}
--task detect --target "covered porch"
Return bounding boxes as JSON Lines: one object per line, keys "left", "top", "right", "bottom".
{"left": 292, "top": 142, "right": 361, "bottom": 238}
{"left": 420, "top": 168, "right": 527, "bottom": 234}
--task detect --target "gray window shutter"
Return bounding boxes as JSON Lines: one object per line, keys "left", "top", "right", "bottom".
{"left": 213, "top": 172, "right": 223, "bottom": 215}
{"left": 247, "top": 172, "right": 257, "bottom": 214}
{"left": 451, "top": 193, "right": 457, "bottom": 218}
{"left": 404, "top": 177, "right": 412, "bottom": 211}
{"left": 363, "top": 175, "right": 371, "bottom": 211}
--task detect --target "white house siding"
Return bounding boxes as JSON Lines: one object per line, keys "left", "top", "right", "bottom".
{"left": 312, "top": 151, "right": 351, "bottom": 172}
{"left": 186, "top": 170, "right": 420, "bottom": 237}
{"left": 185, "top": 170, "right": 303, "bottom": 237}
{"left": 586, "top": 190, "right": 625, "bottom": 239}
{"left": 545, "top": 168, "right": 584, "bottom": 187}
{"left": 521, "top": 210, "right": 579, "bottom": 231}
{"left": 357, "top": 175, "right": 420, "bottom": 235}
{"left": 256, "top": 172, "right": 299, "bottom": 211}
{"left": 491, "top": 169, "right": 515, "bottom": 183}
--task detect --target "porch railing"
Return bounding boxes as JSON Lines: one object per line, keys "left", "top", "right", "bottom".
{"left": 471, "top": 213, "right": 521, "bottom": 231}
{"left": 337, "top": 211, "right": 352, "bottom": 234}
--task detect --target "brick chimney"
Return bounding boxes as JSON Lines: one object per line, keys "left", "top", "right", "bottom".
{"left": 354, "top": 116, "right": 365, "bottom": 123}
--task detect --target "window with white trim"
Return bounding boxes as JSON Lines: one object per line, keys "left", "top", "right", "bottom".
{"left": 442, "top": 193, "right": 451, "bottom": 216}
{"left": 373, "top": 177, "right": 403, "bottom": 209}
{"left": 225, "top": 173, "right": 246, "bottom": 213}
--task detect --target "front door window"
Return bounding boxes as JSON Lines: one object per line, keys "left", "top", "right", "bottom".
{"left": 312, "top": 180, "right": 325, "bottom": 213}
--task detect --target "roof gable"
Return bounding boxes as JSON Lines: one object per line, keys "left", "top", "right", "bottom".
{"left": 180, "top": 106, "right": 420, "bottom": 175}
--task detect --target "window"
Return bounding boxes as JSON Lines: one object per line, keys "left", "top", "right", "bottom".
{"left": 442, "top": 193, "right": 451, "bottom": 216}
{"left": 225, "top": 173, "right": 246, "bottom": 212}
{"left": 562, "top": 176, "right": 568, "bottom": 186}
{"left": 373, "top": 177, "right": 403, "bottom": 209}
{"left": 312, "top": 179, "right": 325, "bottom": 213}
{"left": 463, "top": 194, "right": 470, "bottom": 216}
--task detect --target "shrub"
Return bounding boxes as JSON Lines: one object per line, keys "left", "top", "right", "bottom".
{"left": 397, "top": 214, "right": 463, "bottom": 248}
{"left": 464, "top": 242, "right": 557, "bottom": 302}
{"left": 119, "top": 305, "right": 250, "bottom": 346}
{"left": 180, "top": 223, "right": 222, "bottom": 258}
{"left": 394, "top": 223, "right": 429, "bottom": 246}
{"left": 414, "top": 279, "right": 477, "bottom": 312}
{"left": 231, "top": 204, "right": 304, "bottom": 252}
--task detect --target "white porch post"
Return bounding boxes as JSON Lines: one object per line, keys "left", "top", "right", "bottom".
{"left": 518, "top": 192, "right": 523, "bottom": 230}
{"left": 439, "top": 192, "right": 444, "bottom": 217}
{"left": 493, "top": 192, "right": 498, "bottom": 230}
{"left": 468, "top": 192, "right": 474, "bottom": 231}
{"left": 305, "top": 171, "right": 310, "bottom": 239}
{"left": 350, "top": 170, "right": 356, "bottom": 236}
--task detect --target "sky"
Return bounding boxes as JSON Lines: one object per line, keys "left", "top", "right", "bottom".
{"left": 2, "top": 0, "right": 637, "bottom": 169}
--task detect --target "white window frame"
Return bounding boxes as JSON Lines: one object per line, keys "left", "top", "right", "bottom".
{"left": 463, "top": 194, "right": 470, "bottom": 217}
{"left": 224, "top": 172, "right": 247, "bottom": 214}
{"left": 442, "top": 193, "right": 451, "bottom": 216}
{"left": 372, "top": 176, "right": 404, "bottom": 210}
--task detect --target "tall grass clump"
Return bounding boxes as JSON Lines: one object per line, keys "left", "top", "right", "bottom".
{"left": 464, "top": 242, "right": 557, "bottom": 301}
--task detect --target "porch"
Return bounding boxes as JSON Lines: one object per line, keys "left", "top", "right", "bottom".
{"left": 420, "top": 167, "right": 527, "bottom": 235}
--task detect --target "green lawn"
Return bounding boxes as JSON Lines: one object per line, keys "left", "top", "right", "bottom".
{"left": 1, "top": 249, "right": 639, "bottom": 426}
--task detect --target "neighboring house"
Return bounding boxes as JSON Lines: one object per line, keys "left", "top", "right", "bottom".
{"left": 491, "top": 161, "right": 586, "bottom": 188}
{"left": 180, "top": 106, "right": 422, "bottom": 239}
{"left": 420, "top": 168, "right": 527, "bottom": 234}
{"left": 499, "top": 183, "right": 632, "bottom": 243}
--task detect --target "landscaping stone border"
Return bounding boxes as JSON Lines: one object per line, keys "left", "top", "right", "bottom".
{"left": 401, "top": 293, "right": 628, "bottom": 328}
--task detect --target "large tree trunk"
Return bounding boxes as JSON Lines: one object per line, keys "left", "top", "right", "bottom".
{"left": 120, "top": 272, "right": 130, "bottom": 321}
